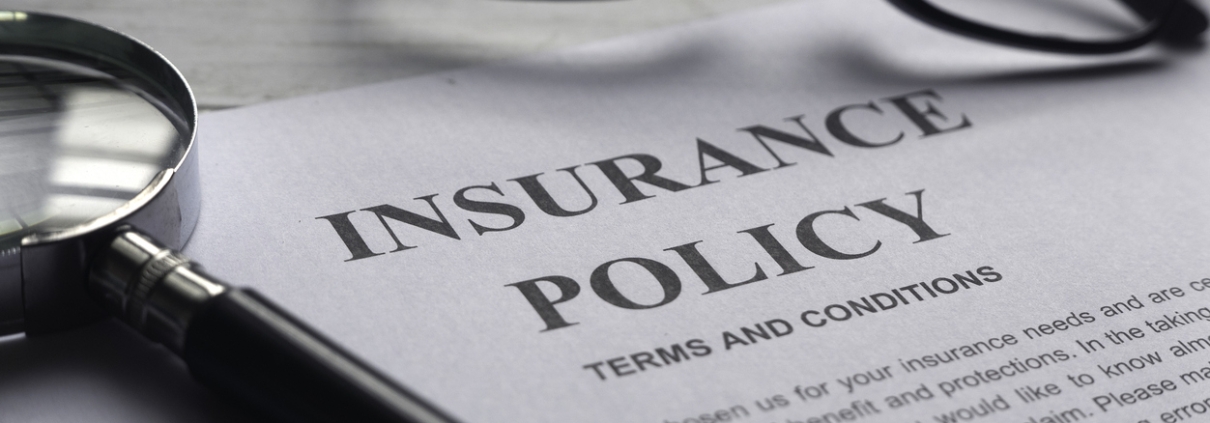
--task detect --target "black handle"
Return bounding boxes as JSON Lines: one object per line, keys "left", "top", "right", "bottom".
{"left": 183, "top": 288, "right": 460, "bottom": 423}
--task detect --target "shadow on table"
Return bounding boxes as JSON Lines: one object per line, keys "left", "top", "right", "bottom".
{"left": 0, "top": 320, "right": 260, "bottom": 423}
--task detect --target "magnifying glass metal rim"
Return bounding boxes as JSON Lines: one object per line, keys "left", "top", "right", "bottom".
{"left": 0, "top": 10, "right": 200, "bottom": 336}
{"left": 0, "top": 12, "right": 460, "bottom": 423}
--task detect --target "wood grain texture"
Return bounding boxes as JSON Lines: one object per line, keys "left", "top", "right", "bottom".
{"left": 6, "top": 0, "right": 789, "bottom": 109}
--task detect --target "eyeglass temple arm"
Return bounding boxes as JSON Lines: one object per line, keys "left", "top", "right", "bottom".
{"left": 1120, "top": 0, "right": 1208, "bottom": 44}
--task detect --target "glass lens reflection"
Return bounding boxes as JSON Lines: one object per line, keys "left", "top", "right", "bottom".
{"left": 0, "top": 57, "right": 183, "bottom": 248}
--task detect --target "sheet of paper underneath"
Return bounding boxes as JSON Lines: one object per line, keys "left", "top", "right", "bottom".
{"left": 183, "top": 1, "right": 1210, "bottom": 422}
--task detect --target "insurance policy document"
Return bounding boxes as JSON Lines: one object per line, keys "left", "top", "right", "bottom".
{"left": 184, "top": 1, "right": 1210, "bottom": 422}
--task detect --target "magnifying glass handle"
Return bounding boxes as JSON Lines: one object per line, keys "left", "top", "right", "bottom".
{"left": 89, "top": 229, "right": 460, "bottom": 423}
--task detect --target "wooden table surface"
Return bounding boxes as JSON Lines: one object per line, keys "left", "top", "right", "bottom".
{"left": 7, "top": 0, "right": 787, "bottom": 109}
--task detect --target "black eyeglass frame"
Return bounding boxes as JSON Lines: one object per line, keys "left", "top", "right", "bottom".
{"left": 887, "top": 0, "right": 1208, "bottom": 54}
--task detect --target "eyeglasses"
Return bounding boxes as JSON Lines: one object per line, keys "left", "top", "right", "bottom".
{"left": 887, "top": 0, "right": 1208, "bottom": 54}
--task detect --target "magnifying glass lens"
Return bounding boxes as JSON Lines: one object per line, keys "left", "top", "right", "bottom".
{"left": 0, "top": 56, "right": 185, "bottom": 248}
{"left": 0, "top": 12, "right": 461, "bottom": 423}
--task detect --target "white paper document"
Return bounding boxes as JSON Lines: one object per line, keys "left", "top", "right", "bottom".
{"left": 181, "top": 1, "right": 1210, "bottom": 422}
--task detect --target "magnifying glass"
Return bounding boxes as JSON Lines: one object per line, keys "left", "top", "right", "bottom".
{"left": 0, "top": 11, "right": 457, "bottom": 423}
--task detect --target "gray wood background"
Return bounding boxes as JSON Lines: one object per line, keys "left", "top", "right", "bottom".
{"left": 8, "top": 1, "right": 788, "bottom": 109}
